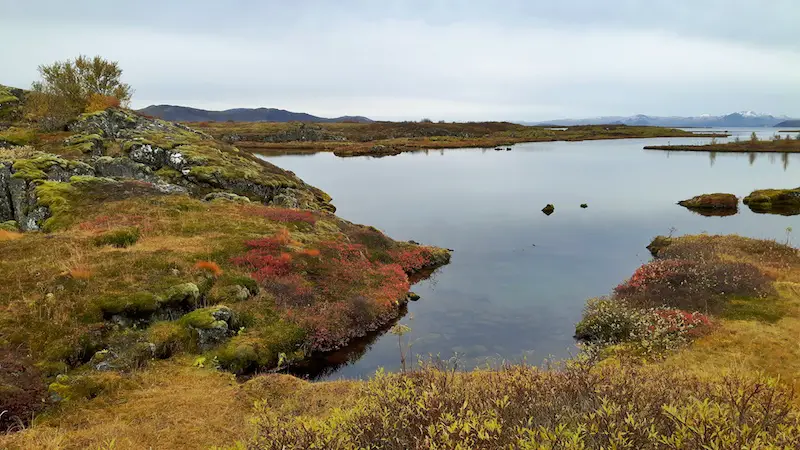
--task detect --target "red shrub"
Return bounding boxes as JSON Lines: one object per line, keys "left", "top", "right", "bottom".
{"left": 388, "top": 247, "right": 434, "bottom": 273}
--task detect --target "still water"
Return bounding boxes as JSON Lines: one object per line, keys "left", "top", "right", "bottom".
{"left": 259, "top": 128, "right": 800, "bottom": 380}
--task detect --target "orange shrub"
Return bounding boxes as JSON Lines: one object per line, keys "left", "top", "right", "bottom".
{"left": 194, "top": 260, "right": 224, "bottom": 277}
{"left": 68, "top": 266, "right": 93, "bottom": 280}
{"left": 85, "top": 94, "right": 121, "bottom": 113}
{"left": 0, "top": 230, "right": 23, "bottom": 241}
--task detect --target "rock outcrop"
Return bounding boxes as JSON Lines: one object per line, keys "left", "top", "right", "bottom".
{"left": 0, "top": 108, "right": 335, "bottom": 230}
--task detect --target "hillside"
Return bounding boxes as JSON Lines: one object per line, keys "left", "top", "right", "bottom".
{"left": 0, "top": 86, "right": 451, "bottom": 440}
{"left": 776, "top": 119, "right": 800, "bottom": 128}
{"left": 138, "top": 104, "right": 373, "bottom": 123}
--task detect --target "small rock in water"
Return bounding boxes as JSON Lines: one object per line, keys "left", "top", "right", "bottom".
{"left": 506, "top": 147, "right": 512, "bottom": 151}
{"left": 407, "top": 292, "right": 421, "bottom": 301}
{"left": 580, "top": 203, "right": 588, "bottom": 208}
{"left": 494, "top": 147, "right": 503, "bottom": 151}
{"left": 542, "top": 204, "right": 555, "bottom": 215}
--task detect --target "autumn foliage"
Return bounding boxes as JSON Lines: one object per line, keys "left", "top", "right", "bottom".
{"left": 84, "top": 93, "right": 121, "bottom": 113}
{"left": 194, "top": 260, "right": 224, "bottom": 277}
{"left": 232, "top": 228, "right": 438, "bottom": 351}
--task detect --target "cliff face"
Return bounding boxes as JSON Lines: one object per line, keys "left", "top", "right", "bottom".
{"left": 0, "top": 108, "right": 334, "bottom": 231}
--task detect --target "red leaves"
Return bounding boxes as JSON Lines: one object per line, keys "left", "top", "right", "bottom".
{"left": 388, "top": 247, "right": 434, "bottom": 273}
{"left": 231, "top": 229, "right": 429, "bottom": 352}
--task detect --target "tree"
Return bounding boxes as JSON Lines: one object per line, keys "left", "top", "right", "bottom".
{"left": 26, "top": 55, "right": 132, "bottom": 130}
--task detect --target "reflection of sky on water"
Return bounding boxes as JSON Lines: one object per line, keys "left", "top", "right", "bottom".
{"left": 260, "top": 128, "right": 800, "bottom": 380}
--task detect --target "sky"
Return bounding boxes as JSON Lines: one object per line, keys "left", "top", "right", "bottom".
{"left": 1, "top": 0, "right": 799, "bottom": 121}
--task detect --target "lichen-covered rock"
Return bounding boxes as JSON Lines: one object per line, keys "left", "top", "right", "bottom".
{"left": 93, "top": 156, "right": 155, "bottom": 181}
{"left": 678, "top": 193, "right": 738, "bottom": 210}
{"left": 203, "top": 192, "right": 251, "bottom": 203}
{"left": 64, "top": 134, "right": 104, "bottom": 156}
{"left": 180, "top": 306, "right": 236, "bottom": 351}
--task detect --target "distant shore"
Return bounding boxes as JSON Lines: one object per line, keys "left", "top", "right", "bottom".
{"left": 188, "top": 121, "right": 725, "bottom": 157}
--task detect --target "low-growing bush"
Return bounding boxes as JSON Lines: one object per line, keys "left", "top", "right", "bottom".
{"left": 615, "top": 258, "right": 772, "bottom": 313}
{"left": 250, "top": 363, "right": 800, "bottom": 449}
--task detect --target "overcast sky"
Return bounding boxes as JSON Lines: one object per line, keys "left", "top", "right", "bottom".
{"left": 1, "top": 0, "right": 798, "bottom": 121}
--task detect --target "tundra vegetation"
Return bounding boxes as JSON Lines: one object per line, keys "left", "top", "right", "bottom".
{"left": 645, "top": 133, "right": 800, "bottom": 153}
{"left": 188, "top": 120, "right": 722, "bottom": 157}
{"left": 2, "top": 57, "right": 800, "bottom": 449}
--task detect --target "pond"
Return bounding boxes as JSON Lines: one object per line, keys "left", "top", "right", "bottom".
{"left": 258, "top": 127, "right": 800, "bottom": 380}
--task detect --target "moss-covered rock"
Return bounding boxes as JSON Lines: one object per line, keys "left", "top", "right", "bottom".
{"left": 542, "top": 204, "right": 555, "bottom": 215}
{"left": 0, "top": 220, "right": 17, "bottom": 231}
{"left": 743, "top": 188, "right": 800, "bottom": 215}
{"left": 678, "top": 193, "right": 738, "bottom": 210}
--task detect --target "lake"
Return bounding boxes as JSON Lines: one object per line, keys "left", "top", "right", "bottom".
{"left": 258, "top": 127, "right": 800, "bottom": 380}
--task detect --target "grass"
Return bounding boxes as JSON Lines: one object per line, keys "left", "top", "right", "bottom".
{"left": 743, "top": 188, "right": 800, "bottom": 215}
{"left": 189, "top": 121, "right": 721, "bottom": 157}
{"left": 645, "top": 137, "right": 800, "bottom": 153}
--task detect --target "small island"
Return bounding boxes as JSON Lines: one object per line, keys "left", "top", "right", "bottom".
{"left": 645, "top": 133, "right": 800, "bottom": 153}
{"left": 677, "top": 193, "right": 738, "bottom": 216}
{"left": 743, "top": 188, "right": 800, "bottom": 215}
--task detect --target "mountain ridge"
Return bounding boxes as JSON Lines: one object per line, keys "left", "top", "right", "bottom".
{"left": 531, "top": 112, "right": 797, "bottom": 128}
{"left": 137, "top": 104, "right": 373, "bottom": 123}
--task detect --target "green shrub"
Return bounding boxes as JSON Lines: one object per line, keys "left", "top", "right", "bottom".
{"left": 94, "top": 227, "right": 140, "bottom": 248}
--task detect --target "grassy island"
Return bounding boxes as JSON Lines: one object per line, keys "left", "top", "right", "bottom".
{"left": 645, "top": 134, "right": 800, "bottom": 153}
{"left": 186, "top": 121, "right": 724, "bottom": 157}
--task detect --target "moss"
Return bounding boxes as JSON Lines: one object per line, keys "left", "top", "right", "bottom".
{"left": 179, "top": 306, "right": 228, "bottom": 329}
{"left": 147, "top": 321, "right": 190, "bottom": 358}
{"left": 0, "top": 127, "right": 34, "bottom": 146}
{"left": 94, "top": 227, "right": 140, "bottom": 248}
{"left": 96, "top": 291, "right": 162, "bottom": 317}
{"left": 0, "top": 84, "right": 19, "bottom": 105}
{"left": 162, "top": 282, "right": 201, "bottom": 307}
{"left": 48, "top": 372, "right": 129, "bottom": 403}
{"left": 0, "top": 220, "right": 18, "bottom": 232}
{"left": 743, "top": 188, "right": 800, "bottom": 214}
{"left": 214, "top": 321, "right": 305, "bottom": 374}
{"left": 35, "top": 180, "right": 76, "bottom": 231}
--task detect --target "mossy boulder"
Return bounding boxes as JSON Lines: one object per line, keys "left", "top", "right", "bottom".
{"left": 179, "top": 306, "right": 236, "bottom": 351}
{"left": 0, "top": 220, "right": 17, "bottom": 231}
{"left": 678, "top": 193, "right": 738, "bottom": 210}
{"left": 542, "top": 204, "right": 555, "bottom": 215}
{"left": 743, "top": 188, "right": 800, "bottom": 215}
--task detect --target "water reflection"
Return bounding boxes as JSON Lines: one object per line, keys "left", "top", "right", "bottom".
{"left": 259, "top": 127, "right": 800, "bottom": 380}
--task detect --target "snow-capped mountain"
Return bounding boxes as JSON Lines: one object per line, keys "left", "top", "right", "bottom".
{"left": 531, "top": 112, "right": 795, "bottom": 128}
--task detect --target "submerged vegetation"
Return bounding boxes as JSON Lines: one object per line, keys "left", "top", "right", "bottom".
{"left": 189, "top": 121, "right": 721, "bottom": 157}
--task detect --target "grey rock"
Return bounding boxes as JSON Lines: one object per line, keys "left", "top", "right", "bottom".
{"left": 203, "top": 192, "right": 251, "bottom": 203}
{"left": 0, "top": 163, "right": 14, "bottom": 221}
{"left": 94, "top": 156, "right": 155, "bottom": 181}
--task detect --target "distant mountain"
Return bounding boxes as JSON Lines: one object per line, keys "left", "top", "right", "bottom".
{"left": 137, "top": 105, "right": 373, "bottom": 123}
{"left": 531, "top": 112, "right": 796, "bottom": 128}
{"left": 775, "top": 120, "right": 800, "bottom": 128}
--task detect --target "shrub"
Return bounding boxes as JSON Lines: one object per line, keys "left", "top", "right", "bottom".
{"left": 250, "top": 364, "right": 800, "bottom": 449}
{"left": 26, "top": 55, "right": 132, "bottom": 130}
{"left": 194, "top": 260, "right": 223, "bottom": 277}
{"left": 84, "top": 93, "right": 121, "bottom": 113}
{"left": 615, "top": 258, "right": 772, "bottom": 313}
{"left": 574, "top": 297, "right": 645, "bottom": 344}
{"left": 94, "top": 227, "right": 140, "bottom": 248}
